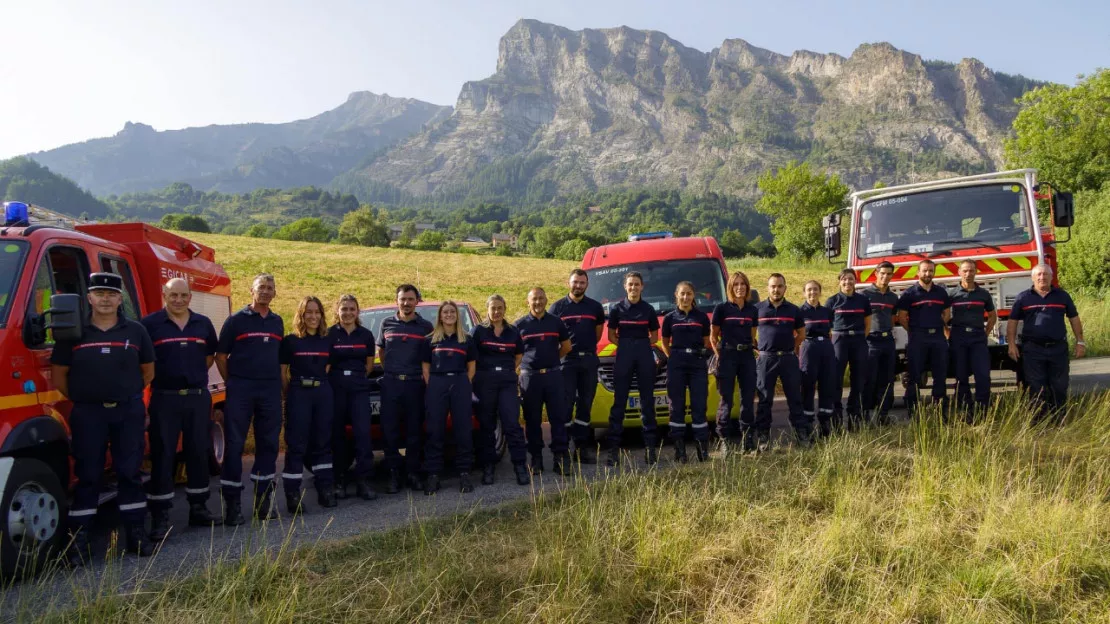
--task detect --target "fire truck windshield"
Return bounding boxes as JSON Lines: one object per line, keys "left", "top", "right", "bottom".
{"left": 857, "top": 183, "right": 1033, "bottom": 259}
{"left": 0, "top": 241, "right": 29, "bottom": 328}
{"left": 586, "top": 259, "right": 726, "bottom": 315}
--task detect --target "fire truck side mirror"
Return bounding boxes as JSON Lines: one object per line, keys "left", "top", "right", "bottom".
{"left": 1054, "top": 192, "right": 1075, "bottom": 228}
{"left": 821, "top": 213, "right": 841, "bottom": 228}
{"left": 823, "top": 213, "right": 842, "bottom": 259}
{"left": 45, "top": 293, "right": 83, "bottom": 342}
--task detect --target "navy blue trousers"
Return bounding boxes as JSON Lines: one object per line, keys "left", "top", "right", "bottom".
{"left": 147, "top": 390, "right": 212, "bottom": 510}
{"left": 757, "top": 351, "right": 806, "bottom": 434}
{"left": 667, "top": 357, "right": 709, "bottom": 441}
{"left": 715, "top": 347, "right": 756, "bottom": 438}
{"left": 607, "top": 339, "right": 659, "bottom": 447}
{"left": 521, "top": 368, "right": 568, "bottom": 455}
{"left": 423, "top": 374, "right": 474, "bottom": 473}
{"left": 562, "top": 356, "right": 599, "bottom": 443}
{"left": 69, "top": 398, "right": 146, "bottom": 529}
{"left": 331, "top": 376, "right": 373, "bottom": 480}
{"left": 800, "top": 338, "right": 837, "bottom": 430}
{"left": 474, "top": 370, "right": 527, "bottom": 466}
{"left": 380, "top": 375, "right": 425, "bottom": 474}
{"left": 1022, "top": 341, "right": 1070, "bottom": 420}
{"left": 864, "top": 336, "right": 896, "bottom": 416}
{"left": 951, "top": 328, "right": 991, "bottom": 410}
{"left": 222, "top": 377, "right": 282, "bottom": 500}
{"left": 906, "top": 331, "right": 949, "bottom": 412}
{"left": 833, "top": 334, "right": 868, "bottom": 418}
{"left": 283, "top": 384, "right": 335, "bottom": 495}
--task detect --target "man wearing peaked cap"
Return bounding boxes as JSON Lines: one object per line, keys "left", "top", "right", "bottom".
{"left": 51, "top": 272, "right": 157, "bottom": 566}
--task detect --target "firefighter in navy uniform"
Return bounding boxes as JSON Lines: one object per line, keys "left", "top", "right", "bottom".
{"left": 377, "top": 285, "right": 435, "bottom": 492}
{"left": 1006, "top": 264, "right": 1086, "bottom": 424}
{"left": 215, "top": 273, "right": 284, "bottom": 525}
{"left": 605, "top": 272, "right": 662, "bottom": 467}
{"left": 51, "top": 273, "right": 156, "bottom": 566}
{"left": 280, "top": 296, "right": 336, "bottom": 513}
{"left": 660, "top": 281, "right": 712, "bottom": 462}
{"left": 549, "top": 269, "right": 606, "bottom": 464}
{"left": 895, "top": 259, "right": 952, "bottom": 414}
{"left": 754, "top": 273, "right": 809, "bottom": 450}
{"left": 799, "top": 281, "right": 837, "bottom": 438}
{"left": 421, "top": 301, "right": 478, "bottom": 495}
{"left": 863, "top": 262, "right": 898, "bottom": 424}
{"left": 827, "top": 269, "right": 872, "bottom": 429}
{"left": 328, "top": 294, "right": 377, "bottom": 501}
{"left": 142, "top": 278, "right": 221, "bottom": 543}
{"left": 710, "top": 272, "right": 757, "bottom": 455}
{"left": 516, "top": 287, "right": 573, "bottom": 476}
{"left": 472, "top": 294, "right": 530, "bottom": 486}
{"left": 948, "top": 260, "right": 997, "bottom": 419}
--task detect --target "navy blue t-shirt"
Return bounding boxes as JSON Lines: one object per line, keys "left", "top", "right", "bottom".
{"left": 377, "top": 314, "right": 434, "bottom": 376}
{"left": 948, "top": 285, "right": 995, "bottom": 330}
{"left": 515, "top": 312, "right": 570, "bottom": 372}
{"left": 607, "top": 299, "right": 660, "bottom": 342}
{"left": 549, "top": 295, "right": 606, "bottom": 357}
{"left": 864, "top": 288, "right": 898, "bottom": 334}
{"left": 422, "top": 334, "right": 477, "bottom": 374}
{"left": 799, "top": 302, "right": 832, "bottom": 339}
{"left": 711, "top": 301, "right": 757, "bottom": 347}
{"left": 280, "top": 333, "right": 332, "bottom": 380}
{"left": 328, "top": 324, "right": 375, "bottom": 383}
{"left": 217, "top": 306, "right": 284, "bottom": 380}
{"left": 827, "top": 291, "right": 872, "bottom": 333}
{"left": 662, "top": 307, "right": 710, "bottom": 350}
{"left": 52, "top": 316, "right": 155, "bottom": 403}
{"left": 141, "top": 309, "right": 218, "bottom": 390}
{"left": 471, "top": 323, "right": 524, "bottom": 373}
{"left": 895, "top": 283, "right": 952, "bottom": 331}
{"left": 755, "top": 299, "right": 805, "bottom": 352}
{"left": 1010, "top": 287, "right": 1078, "bottom": 343}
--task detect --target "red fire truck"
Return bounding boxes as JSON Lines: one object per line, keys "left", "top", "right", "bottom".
{"left": 822, "top": 168, "right": 1074, "bottom": 373}
{"left": 0, "top": 215, "right": 231, "bottom": 578}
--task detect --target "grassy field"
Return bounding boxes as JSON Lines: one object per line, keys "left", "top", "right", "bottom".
{"left": 28, "top": 392, "right": 1110, "bottom": 622}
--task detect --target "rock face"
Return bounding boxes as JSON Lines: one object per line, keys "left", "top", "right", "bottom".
{"left": 348, "top": 20, "right": 1039, "bottom": 199}
{"left": 31, "top": 92, "right": 452, "bottom": 195}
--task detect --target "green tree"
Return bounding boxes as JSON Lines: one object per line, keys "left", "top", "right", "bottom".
{"left": 529, "top": 226, "right": 577, "bottom": 258}
{"left": 748, "top": 235, "right": 776, "bottom": 258}
{"left": 755, "top": 161, "right": 849, "bottom": 259}
{"left": 1059, "top": 184, "right": 1110, "bottom": 289}
{"left": 337, "top": 207, "right": 390, "bottom": 247}
{"left": 176, "top": 214, "right": 211, "bottom": 233}
{"left": 273, "top": 217, "right": 333, "bottom": 242}
{"left": 1005, "top": 69, "right": 1110, "bottom": 193}
{"left": 553, "top": 238, "right": 590, "bottom": 261}
{"left": 413, "top": 230, "right": 447, "bottom": 251}
{"left": 718, "top": 229, "right": 750, "bottom": 257}
{"left": 245, "top": 223, "right": 272, "bottom": 238}
{"left": 159, "top": 214, "right": 181, "bottom": 229}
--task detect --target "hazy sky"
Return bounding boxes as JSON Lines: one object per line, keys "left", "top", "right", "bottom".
{"left": 2, "top": 0, "right": 1106, "bottom": 159}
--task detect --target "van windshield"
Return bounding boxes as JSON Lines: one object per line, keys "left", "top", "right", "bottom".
{"left": 586, "top": 259, "right": 726, "bottom": 315}
{"left": 0, "top": 241, "right": 28, "bottom": 328}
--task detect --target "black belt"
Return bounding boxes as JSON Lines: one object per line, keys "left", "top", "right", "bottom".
{"left": 385, "top": 372, "right": 420, "bottom": 381}
{"left": 522, "top": 366, "right": 560, "bottom": 374}
{"left": 1024, "top": 337, "right": 1064, "bottom": 347}
{"left": 915, "top": 328, "right": 942, "bottom": 335}
{"left": 154, "top": 388, "right": 206, "bottom": 396}
{"left": 721, "top": 343, "right": 752, "bottom": 351}
{"left": 833, "top": 330, "right": 864, "bottom": 336}
{"left": 292, "top": 378, "right": 323, "bottom": 388}
{"left": 868, "top": 331, "right": 892, "bottom": 339}
{"left": 333, "top": 369, "right": 366, "bottom": 378}
{"left": 758, "top": 350, "right": 793, "bottom": 356}
{"left": 565, "top": 350, "right": 596, "bottom": 358}
{"left": 431, "top": 372, "right": 463, "bottom": 377}
{"left": 953, "top": 326, "right": 985, "bottom": 333}
{"left": 804, "top": 336, "right": 829, "bottom": 342}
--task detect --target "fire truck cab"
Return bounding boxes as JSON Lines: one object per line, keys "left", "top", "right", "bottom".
{"left": 823, "top": 168, "right": 1074, "bottom": 372}
{"left": 0, "top": 215, "right": 231, "bottom": 578}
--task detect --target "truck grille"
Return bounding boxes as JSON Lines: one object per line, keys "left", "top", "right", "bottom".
{"left": 598, "top": 363, "right": 668, "bottom": 393}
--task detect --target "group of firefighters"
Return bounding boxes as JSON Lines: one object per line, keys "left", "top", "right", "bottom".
{"left": 49, "top": 258, "right": 1085, "bottom": 566}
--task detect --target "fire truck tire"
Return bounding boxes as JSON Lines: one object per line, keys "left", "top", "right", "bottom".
{"left": 1, "top": 458, "right": 66, "bottom": 580}
{"left": 208, "top": 407, "right": 226, "bottom": 476}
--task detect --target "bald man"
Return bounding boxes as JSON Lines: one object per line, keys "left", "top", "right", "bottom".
{"left": 141, "top": 278, "right": 222, "bottom": 541}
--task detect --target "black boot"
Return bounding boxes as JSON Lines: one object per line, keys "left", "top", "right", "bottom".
{"left": 553, "top": 452, "right": 572, "bottom": 476}
{"left": 355, "top": 478, "right": 378, "bottom": 501}
{"left": 695, "top": 440, "right": 709, "bottom": 462}
{"left": 530, "top": 454, "right": 544, "bottom": 475}
{"left": 645, "top": 446, "right": 659, "bottom": 466}
{"left": 386, "top": 469, "right": 401, "bottom": 494}
{"left": 149, "top": 508, "right": 172, "bottom": 542}
{"left": 317, "top": 488, "right": 338, "bottom": 508}
{"left": 224, "top": 497, "right": 245, "bottom": 527}
{"left": 125, "top": 523, "right": 155, "bottom": 557}
{"left": 481, "top": 464, "right": 496, "bottom": 485}
{"left": 817, "top": 415, "right": 832, "bottom": 439}
{"left": 188, "top": 501, "right": 221, "bottom": 527}
{"left": 756, "top": 432, "right": 770, "bottom": 454}
{"left": 606, "top": 447, "right": 621, "bottom": 467}
{"left": 513, "top": 463, "right": 531, "bottom": 485}
{"left": 333, "top": 475, "right": 349, "bottom": 500}
{"left": 254, "top": 489, "right": 277, "bottom": 521}
{"left": 458, "top": 472, "right": 474, "bottom": 493}
{"left": 407, "top": 473, "right": 424, "bottom": 492}
{"left": 742, "top": 429, "right": 757, "bottom": 454}
{"left": 795, "top": 428, "right": 814, "bottom": 449}
{"left": 572, "top": 444, "right": 597, "bottom": 465}
{"left": 424, "top": 473, "right": 440, "bottom": 496}
{"left": 286, "top": 491, "right": 305, "bottom": 515}
{"left": 66, "top": 528, "right": 91, "bottom": 568}
{"left": 673, "top": 439, "right": 688, "bottom": 464}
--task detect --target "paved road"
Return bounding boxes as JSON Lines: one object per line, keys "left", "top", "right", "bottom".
{"left": 6, "top": 357, "right": 1110, "bottom": 615}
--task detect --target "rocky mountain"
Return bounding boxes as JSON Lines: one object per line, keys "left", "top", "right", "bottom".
{"left": 30, "top": 92, "right": 452, "bottom": 195}
{"left": 340, "top": 20, "right": 1042, "bottom": 202}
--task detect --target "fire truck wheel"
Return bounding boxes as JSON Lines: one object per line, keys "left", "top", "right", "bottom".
{"left": 208, "top": 407, "right": 226, "bottom": 476}
{"left": 1, "top": 458, "right": 66, "bottom": 580}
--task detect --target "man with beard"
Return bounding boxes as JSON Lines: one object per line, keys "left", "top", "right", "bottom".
{"left": 895, "top": 259, "right": 952, "bottom": 414}
{"left": 948, "top": 259, "right": 997, "bottom": 418}
{"left": 754, "top": 274, "right": 808, "bottom": 450}
{"left": 863, "top": 262, "right": 898, "bottom": 424}
{"left": 548, "top": 269, "right": 605, "bottom": 464}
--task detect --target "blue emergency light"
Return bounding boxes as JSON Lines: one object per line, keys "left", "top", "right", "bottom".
{"left": 4, "top": 201, "right": 29, "bottom": 225}
{"left": 627, "top": 231, "right": 674, "bottom": 242}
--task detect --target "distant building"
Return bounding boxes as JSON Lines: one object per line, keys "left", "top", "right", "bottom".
{"left": 463, "top": 236, "right": 487, "bottom": 244}
{"left": 387, "top": 222, "right": 437, "bottom": 241}
{"left": 491, "top": 233, "right": 518, "bottom": 249}
{"left": 587, "top": 205, "right": 602, "bottom": 214}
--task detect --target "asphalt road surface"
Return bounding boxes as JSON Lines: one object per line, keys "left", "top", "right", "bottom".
{"left": 6, "top": 357, "right": 1110, "bottom": 616}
